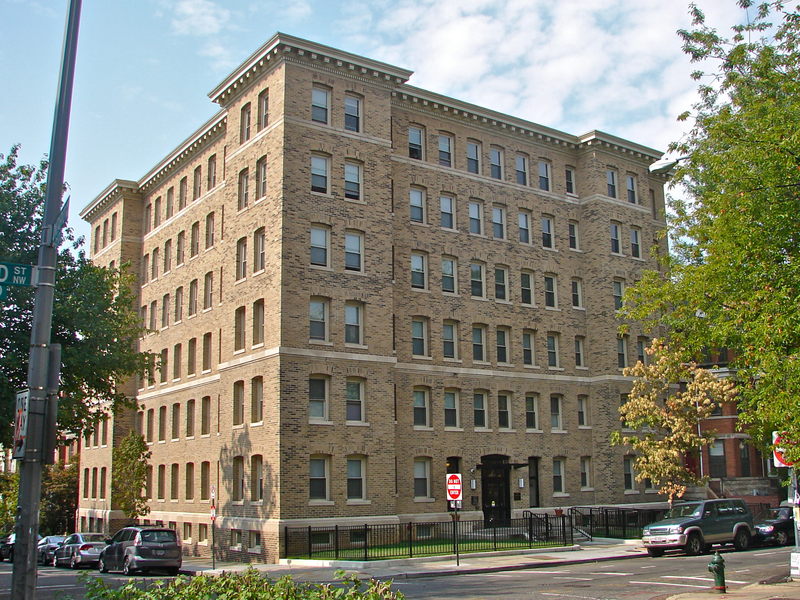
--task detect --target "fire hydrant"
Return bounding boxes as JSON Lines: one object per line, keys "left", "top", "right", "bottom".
{"left": 708, "top": 551, "right": 726, "bottom": 593}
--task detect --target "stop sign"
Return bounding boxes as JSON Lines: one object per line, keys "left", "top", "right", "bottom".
{"left": 446, "top": 473, "right": 463, "bottom": 501}
{"left": 774, "top": 431, "right": 794, "bottom": 467}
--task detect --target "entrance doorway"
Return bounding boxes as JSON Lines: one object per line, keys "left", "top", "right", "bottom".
{"left": 481, "top": 454, "right": 510, "bottom": 526}
{"left": 528, "top": 456, "right": 540, "bottom": 508}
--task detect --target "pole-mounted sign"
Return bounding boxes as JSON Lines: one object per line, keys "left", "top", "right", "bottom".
{"left": 774, "top": 431, "right": 794, "bottom": 468}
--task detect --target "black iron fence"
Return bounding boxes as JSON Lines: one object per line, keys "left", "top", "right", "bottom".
{"left": 284, "top": 513, "right": 573, "bottom": 560}
{"left": 570, "top": 506, "right": 667, "bottom": 539}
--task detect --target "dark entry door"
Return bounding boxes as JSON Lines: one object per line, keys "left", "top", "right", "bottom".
{"left": 481, "top": 454, "right": 511, "bottom": 526}
{"left": 528, "top": 456, "right": 540, "bottom": 508}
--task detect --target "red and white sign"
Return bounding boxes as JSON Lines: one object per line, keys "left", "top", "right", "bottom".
{"left": 773, "top": 431, "right": 794, "bottom": 468}
{"left": 446, "top": 473, "right": 463, "bottom": 501}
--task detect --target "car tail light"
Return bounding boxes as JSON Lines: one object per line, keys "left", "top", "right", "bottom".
{"left": 79, "top": 544, "right": 93, "bottom": 552}
{"left": 133, "top": 533, "right": 142, "bottom": 546}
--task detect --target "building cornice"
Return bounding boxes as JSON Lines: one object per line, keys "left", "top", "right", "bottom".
{"left": 578, "top": 130, "right": 664, "bottom": 163}
{"left": 79, "top": 179, "right": 139, "bottom": 222}
{"left": 209, "top": 32, "right": 413, "bottom": 106}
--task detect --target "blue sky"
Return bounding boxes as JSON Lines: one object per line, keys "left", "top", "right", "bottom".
{"left": 2, "top": 0, "right": 744, "bottom": 243}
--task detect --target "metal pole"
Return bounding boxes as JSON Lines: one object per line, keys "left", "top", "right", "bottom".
{"left": 12, "top": 1, "right": 81, "bottom": 599}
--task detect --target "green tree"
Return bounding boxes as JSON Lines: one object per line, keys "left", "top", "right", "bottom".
{"left": 0, "top": 471, "right": 18, "bottom": 534}
{"left": 623, "top": 2, "right": 800, "bottom": 461}
{"left": 0, "top": 145, "right": 152, "bottom": 446}
{"left": 611, "top": 340, "right": 738, "bottom": 504}
{"left": 40, "top": 457, "right": 79, "bottom": 535}
{"left": 112, "top": 431, "right": 151, "bottom": 521}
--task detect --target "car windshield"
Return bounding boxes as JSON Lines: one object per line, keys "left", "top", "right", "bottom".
{"left": 47, "top": 536, "right": 66, "bottom": 543}
{"left": 665, "top": 503, "right": 702, "bottom": 518}
{"left": 140, "top": 530, "right": 177, "bottom": 543}
{"left": 81, "top": 534, "right": 106, "bottom": 542}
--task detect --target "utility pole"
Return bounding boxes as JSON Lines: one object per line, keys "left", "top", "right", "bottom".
{"left": 11, "top": 1, "right": 82, "bottom": 598}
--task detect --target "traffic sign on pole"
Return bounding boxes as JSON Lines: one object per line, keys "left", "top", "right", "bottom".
{"left": 0, "top": 263, "right": 35, "bottom": 287}
{"left": 774, "top": 431, "right": 794, "bottom": 467}
{"left": 446, "top": 473, "right": 463, "bottom": 502}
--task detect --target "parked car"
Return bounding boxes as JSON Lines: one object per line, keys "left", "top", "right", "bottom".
{"left": 0, "top": 533, "right": 43, "bottom": 562}
{"left": 641, "top": 498, "right": 754, "bottom": 557}
{"left": 754, "top": 506, "right": 795, "bottom": 546}
{"left": 52, "top": 532, "right": 107, "bottom": 568}
{"left": 98, "top": 526, "right": 181, "bottom": 575}
{"left": 37, "top": 536, "right": 67, "bottom": 566}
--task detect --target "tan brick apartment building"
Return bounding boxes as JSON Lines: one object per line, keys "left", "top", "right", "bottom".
{"left": 78, "top": 33, "right": 668, "bottom": 561}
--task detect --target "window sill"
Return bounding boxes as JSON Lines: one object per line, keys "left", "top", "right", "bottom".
{"left": 344, "top": 343, "right": 369, "bottom": 350}
{"left": 308, "top": 500, "right": 334, "bottom": 506}
{"left": 309, "top": 419, "right": 334, "bottom": 426}
{"left": 474, "top": 427, "right": 492, "bottom": 432}
{"left": 523, "top": 364, "right": 541, "bottom": 369}
{"left": 251, "top": 343, "right": 264, "bottom": 350}
{"left": 576, "top": 366, "right": 589, "bottom": 371}
{"left": 413, "top": 426, "right": 434, "bottom": 432}
{"left": 250, "top": 500, "right": 263, "bottom": 505}
{"left": 309, "top": 264, "right": 333, "bottom": 271}
{"left": 250, "top": 421, "right": 263, "bottom": 428}
{"left": 443, "top": 358, "right": 462, "bottom": 363}
{"left": 473, "top": 360, "right": 490, "bottom": 366}
{"left": 644, "top": 489, "right": 659, "bottom": 494}
{"left": 471, "top": 296, "right": 490, "bottom": 302}
{"left": 497, "top": 362, "right": 514, "bottom": 368}
{"left": 232, "top": 424, "right": 244, "bottom": 430}
{"left": 548, "top": 367, "right": 565, "bottom": 371}
{"left": 346, "top": 421, "right": 370, "bottom": 427}
{"left": 581, "top": 487, "right": 595, "bottom": 492}
{"left": 413, "top": 497, "right": 436, "bottom": 503}
{"left": 624, "top": 490, "right": 641, "bottom": 495}
{"left": 544, "top": 307, "right": 561, "bottom": 312}
{"left": 310, "top": 191, "right": 334, "bottom": 199}
{"left": 346, "top": 499, "right": 372, "bottom": 506}
{"left": 411, "top": 287, "right": 431, "bottom": 294}
{"left": 444, "top": 426, "right": 464, "bottom": 432}
{"left": 233, "top": 349, "right": 246, "bottom": 356}
{"left": 552, "top": 492, "right": 570, "bottom": 498}
{"left": 578, "top": 425, "right": 592, "bottom": 430}
{"left": 551, "top": 429, "right": 567, "bottom": 434}
{"left": 247, "top": 547, "right": 262, "bottom": 554}
{"left": 232, "top": 500, "right": 244, "bottom": 506}
{"left": 542, "top": 247, "right": 558, "bottom": 253}
{"left": 344, "top": 269, "right": 367, "bottom": 276}
{"left": 495, "top": 299, "right": 512, "bottom": 305}
{"left": 525, "top": 428, "right": 543, "bottom": 433}
{"left": 309, "top": 339, "right": 333, "bottom": 346}
{"left": 499, "top": 428, "right": 517, "bottom": 433}
{"left": 411, "top": 355, "right": 433, "bottom": 360}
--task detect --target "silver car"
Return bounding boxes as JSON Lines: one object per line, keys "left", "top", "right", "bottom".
{"left": 52, "top": 532, "right": 106, "bottom": 568}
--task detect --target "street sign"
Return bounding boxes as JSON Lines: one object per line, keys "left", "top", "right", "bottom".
{"left": 0, "top": 285, "right": 6, "bottom": 300}
{"left": 446, "top": 473, "right": 463, "bottom": 502}
{"left": 210, "top": 505, "right": 216, "bottom": 522}
{"left": 774, "top": 431, "right": 794, "bottom": 467}
{"left": 210, "top": 484, "right": 216, "bottom": 500}
{"left": 12, "top": 391, "right": 29, "bottom": 459}
{"left": 0, "top": 263, "right": 35, "bottom": 287}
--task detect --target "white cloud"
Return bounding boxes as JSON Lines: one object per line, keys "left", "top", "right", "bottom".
{"left": 170, "top": 0, "right": 231, "bottom": 35}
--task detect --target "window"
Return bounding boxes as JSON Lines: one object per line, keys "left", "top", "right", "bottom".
{"left": 411, "top": 317, "right": 429, "bottom": 356}
{"left": 309, "top": 376, "right": 328, "bottom": 420}
{"left": 228, "top": 161, "right": 248, "bottom": 206}
{"left": 236, "top": 237, "right": 248, "bottom": 280}
{"left": 207, "top": 155, "right": 217, "bottom": 189}
{"left": 160, "top": 349, "right": 168, "bottom": 383}
{"left": 525, "top": 394, "right": 538, "bottom": 429}
{"left": 174, "top": 286, "right": 183, "bottom": 323}
{"left": 491, "top": 206, "right": 505, "bottom": 239}
{"left": 153, "top": 198, "right": 162, "bottom": 228}
{"left": 565, "top": 167, "right": 575, "bottom": 194}
{"left": 176, "top": 231, "right": 185, "bottom": 265}
{"left": 496, "top": 327, "right": 510, "bottom": 363}
{"left": 202, "top": 332, "right": 212, "bottom": 371}
{"left": 201, "top": 396, "right": 211, "bottom": 435}
{"left": 205, "top": 212, "right": 215, "bottom": 248}
{"left": 311, "top": 86, "right": 329, "bottom": 124}
{"left": 146, "top": 409, "right": 154, "bottom": 442}
{"left": 250, "top": 455, "right": 264, "bottom": 501}
{"left": 186, "top": 399, "right": 195, "bottom": 437}
{"left": 203, "top": 271, "right": 213, "bottom": 310}
{"left": 151, "top": 248, "right": 159, "bottom": 279}
{"left": 494, "top": 267, "right": 508, "bottom": 301}
{"left": 309, "top": 297, "right": 328, "bottom": 341}
{"left": 541, "top": 216, "right": 554, "bottom": 248}
{"left": 163, "top": 240, "right": 172, "bottom": 273}
{"left": 636, "top": 337, "right": 648, "bottom": 365}
{"left": 520, "top": 271, "right": 533, "bottom": 305}
{"left": 442, "top": 320, "right": 458, "bottom": 359}
{"left": 538, "top": 161, "right": 550, "bottom": 191}
{"left": 158, "top": 405, "right": 167, "bottom": 441}
{"left": 199, "top": 461, "right": 210, "bottom": 499}
{"left": 234, "top": 306, "right": 246, "bottom": 352}
{"left": 568, "top": 221, "right": 579, "bottom": 250}
{"left": 344, "top": 162, "right": 361, "bottom": 200}
{"left": 161, "top": 294, "right": 170, "bottom": 328}
{"left": 552, "top": 457, "right": 565, "bottom": 493}
{"left": 240, "top": 103, "right": 251, "bottom": 144}
{"left": 607, "top": 169, "right": 617, "bottom": 198}
{"left": 188, "top": 279, "right": 198, "bottom": 316}
{"left": 626, "top": 174, "right": 637, "bottom": 203}
{"left": 344, "top": 301, "right": 363, "bottom": 345}
{"left": 439, "top": 195, "right": 455, "bottom": 229}
{"left": 408, "top": 126, "right": 423, "bottom": 159}
{"left": 441, "top": 256, "right": 457, "bottom": 293}
{"left": 157, "top": 465, "right": 165, "bottom": 499}
{"left": 515, "top": 154, "right": 528, "bottom": 185}
{"left": 489, "top": 147, "right": 503, "bottom": 179}
{"left": 311, "top": 155, "right": 329, "bottom": 193}
{"left": 550, "top": 395, "right": 563, "bottom": 430}
{"left": 344, "top": 95, "right": 361, "bottom": 132}
{"left": 193, "top": 165, "right": 202, "bottom": 200}
{"left": 613, "top": 280, "right": 624, "bottom": 311}
{"left": 571, "top": 279, "right": 583, "bottom": 308}
{"left": 617, "top": 335, "right": 628, "bottom": 368}
{"left": 346, "top": 378, "right": 364, "bottom": 422}
{"left": 413, "top": 388, "right": 429, "bottom": 427}
{"left": 466, "top": 141, "right": 480, "bottom": 173}
{"left": 185, "top": 463, "right": 194, "bottom": 500}
{"left": 578, "top": 395, "right": 589, "bottom": 426}
{"left": 308, "top": 225, "right": 331, "bottom": 268}
{"left": 522, "top": 330, "right": 535, "bottom": 366}
{"left": 470, "top": 262, "right": 485, "bottom": 297}
{"left": 253, "top": 228, "right": 265, "bottom": 272}
{"left": 413, "top": 457, "right": 431, "bottom": 498}
{"left": 172, "top": 343, "right": 181, "bottom": 379}
{"left": 630, "top": 227, "right": 641, "bottom": 258}
{"left": 187, "top": 338, "right": 197, "bottom": 376}
{"left": 231, "top": 379, "right": 246, "bottom": 426}
{"left": 438, "top": 134, "right": 453, "bottom": 167}
{"left": 410, "top": 252, "right": 427, "bottom": 289}
{"left": 473, "top": 391, "right": 487, "bottom": 428}
{"left": 251, "top": 376, "right": 263, "bottom": 422}
{"left": 409, "top": 188, "right": 425, "bottom": 223}
{"left": 472, "top": 325, "right": 486, "bottom": 362}
{"left": 610, "top": 222, "right": 621, "bottom": 253}
{"left": 343, "top": 230, "right": 363, "bottom": 272}
{"left": 544, "top": 274, "right": 557, "bottom": 308}
{"left": 179, "top": 177, "right": 188, "bottom": 210}
{"left": 518, "top": 212, "right": 531, "bottom": 244}
{"left": 468, "top": 201, "right": 483, "bottom": 234}
{"left": 256, "top": 156, "right": 267, "bottom": 200}
{"left": 258, "top": 89, "right": 269, "bottom": 129}
{"left": 575, "top": 336, "right": 586, "bottom": 368}
{"left": 580, "top": 457, "right": 592, "bottom": 488}
{"left": 546, "top": 333, "right": 560, "bottom": 367}
{"left": 444, "top": 390, "right": 460, "bottom": 427}
{"left": 497, "top": 392, "right": 511, "bottom": 428}
{"left": 623, "top": 457, "right": 635, "bottom": 490}
{"left": 346, "top": 457, "right": 365, "bottom": 499}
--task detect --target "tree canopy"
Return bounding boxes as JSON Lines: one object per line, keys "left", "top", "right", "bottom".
{"left": 623, "top": 1, "right": 800, "bottom": 462}
{"left": 112, "top": 431, "right": 151, "bottom": 521}
{"left": 0, "top": 145, "right": 151, "bottom": 446}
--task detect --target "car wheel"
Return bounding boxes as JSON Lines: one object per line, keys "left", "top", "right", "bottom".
{"left": 646, "top": 547, "right": 664, "bottom": 557}
{"left": 733, "top": 528, "right": 751, "bottom": 551}
{"left": 98, "top": 556, "right": 108, "bottom": 573}
{"left": 776, "top": 530, "right": 790, "bottom": 546}
{"left": 122, "top": 556, "right": 136, "bottom": 576}
{"left": 684, "top": 532, "right": 704, "bottom": 556}
{"left": 70, "top": 554, "right": 79, "bottom": 569}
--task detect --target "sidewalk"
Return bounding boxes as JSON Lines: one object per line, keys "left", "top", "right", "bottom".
{"left": 179, "top": 540, "right": 800, "bottom": 599}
